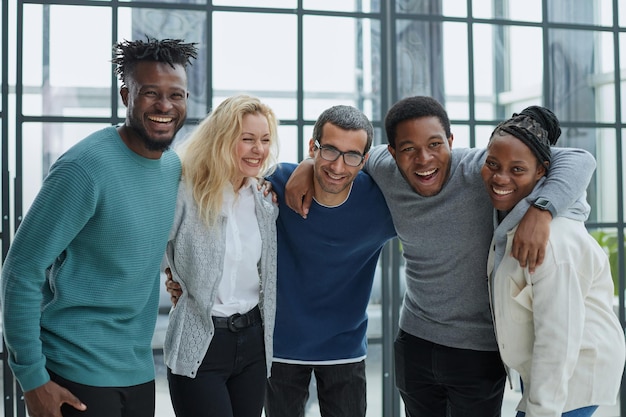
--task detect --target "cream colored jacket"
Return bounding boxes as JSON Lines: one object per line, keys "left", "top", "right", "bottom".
{"left": 487, "top": 217, "right": 625, "bottom": 417}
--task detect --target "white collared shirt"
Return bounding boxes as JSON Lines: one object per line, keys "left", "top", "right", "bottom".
{"left": 212, "top": 178, "right": 262, "bottom": 317}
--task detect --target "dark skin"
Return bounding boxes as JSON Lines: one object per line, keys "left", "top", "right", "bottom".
{"left": 23, "top": 60, "right": 189, "bottom": 417}
{"left": 283, "top": 142, "right": 551, "bottom": 273}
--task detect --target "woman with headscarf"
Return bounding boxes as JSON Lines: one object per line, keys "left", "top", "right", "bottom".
{"left": 481, "top": 106, "right": 625, "bottom": 417}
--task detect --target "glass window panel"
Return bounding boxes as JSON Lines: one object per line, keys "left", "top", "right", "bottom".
{"left": 303, "top": 16, "right": 380, "bottom": 121}
{"left": 214, "top": 0, "right": 294, "bottom": 7}
{"left": 473, "top": 24, "right": 495, "bottom": 103}
{"left": 115, "top": 8, "right": 208, "bottom": 120}
{"left": 474, "top": 101, "right": 496, "bottom": 120}
{"left": 213, "top": 12, "right": 296, "bottom": 118}
{"left": 587, "top": 227, "right": 622, "bottom": 299}
{"left": 22, "top": 123, "right": 110, "bottom": 213}
{"left": 588, "top": 31, "right": 616, "bottom": 124}
{"left": 508, "top": 26, "right": 543, "bottom": 102}
{"left": 506, "top": 0, "right": 541, "bottom": 22}
{"left": 549, "top": 29, "right": 612, "bottom": 124}
{"left": 120, "top": 0, "right": 205, "bottom": 5}
{"left": 478, "top": 24, "right": 542, "bottom": 115}
{"left": 396, "top": 20, "right": 444, "bottom": 104}
{"left": 451, "top": 124, "right": 469, "bottom": 149}
{"left": 548, "top": 0, "right": 613, "bottom": 26}
{"left": 441, "top": 0, "right": 467, "bottom": 18}
{"left": 303, "top": 124, "right": 314, "bottom": 156}
{"left": 277, "top": 125, "right": 298, "bottom": 163}
{"left": 396, "top": 0, "right": 443, "bottom": 15}
{"left": 442, "top": 22, "right": 469, "bottom": 119}
{"left": 23, "top": 5, "right": 112, "bottom": 117}
{"left": 475, "top": 124, "right": 495, "bottom": 149}
{"left": 620, "top": 34, "right": 626, "bottom": 122}
{"left": 303, "top": 0, "right": 378, "bottom": 13}
{"left": 23, "top": 5, "right": 44, "bottom": 87}
{"left": 472, "top": 0, "right": 541, "bottom": 21}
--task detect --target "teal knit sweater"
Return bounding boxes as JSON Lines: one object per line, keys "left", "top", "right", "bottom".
{"left": 1, "top": 126, "right": 181, "bottom": 392}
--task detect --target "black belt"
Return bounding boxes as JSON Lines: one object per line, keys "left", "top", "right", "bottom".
{"left": 212, "top": 305, "right": 262, "bottom": 332}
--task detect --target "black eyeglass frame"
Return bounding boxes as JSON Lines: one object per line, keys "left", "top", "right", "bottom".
{"left": 314, "top": 140, "right": 365, "bottom": 167}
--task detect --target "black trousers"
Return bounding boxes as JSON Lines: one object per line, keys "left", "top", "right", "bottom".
{"left": 167, "top": 320, "right": 267, "bottom": 417}
{"left": 394, "top": 330, "right": 506, "bottom": 417}
{"left": 49, "top": 370, "right": 155, "bottom": 417}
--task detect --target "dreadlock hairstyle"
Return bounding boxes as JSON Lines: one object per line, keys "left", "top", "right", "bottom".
{"left": 112, "top": 37, "right": 198, "bottom": 87}
{"left": 490, "top": 105, "right": 562, "bottom": 172}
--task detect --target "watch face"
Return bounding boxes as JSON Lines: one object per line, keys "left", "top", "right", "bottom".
{"left": 534, "top": 198, "right": 549, "bottom": 208}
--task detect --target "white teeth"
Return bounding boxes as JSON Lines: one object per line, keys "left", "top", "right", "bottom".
{"left": 328, "top": 172, "right": 343, "bottom": 180}
{"left": 149, "top": 116, "right": 173, "bottom": 123}
{"left": 493, "top": 188, "right": 513, "bottom": 196}
{"left": 244, "top": 159, "right": 261, "bottom": 164}
{"left": 416, "top": 168, "right": 436, "bottom": 176}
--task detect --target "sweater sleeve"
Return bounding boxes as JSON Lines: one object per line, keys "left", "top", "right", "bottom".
{"left": 529, "top": 147, "right": 596, "bottom": 217}
{"left": 1, "top": 161, "right": 96, "bottom": 392}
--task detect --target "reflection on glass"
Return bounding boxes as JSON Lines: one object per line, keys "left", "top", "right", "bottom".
{"left": 396, "top": 0, "right": 442, "bottom": 15}
{"left": 127, "top": 8, "right": 207, "bottom": 120}
{"left": 396, "top": 19, "right": 446, "bottom": 104}
{"left": 549, "top": 29, "right": 613, "bottom": 124}
{"left": 548, "top": 0, "right": 613, "bottom": 26}
{"left": 303, "top": 16, "right": 380, "bottom": 121}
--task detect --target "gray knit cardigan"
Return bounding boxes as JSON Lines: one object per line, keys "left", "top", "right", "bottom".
{"left": 163, "top": 179, "right": 278, "bottom": 378}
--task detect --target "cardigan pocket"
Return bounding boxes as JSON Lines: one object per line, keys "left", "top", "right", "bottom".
{"left": 508, "top": 276, "right": 533, "bottom": 323}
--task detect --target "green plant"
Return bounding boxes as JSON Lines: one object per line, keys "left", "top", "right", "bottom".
{"left": 590, "top": 230, "right": 624, "bottom": 296}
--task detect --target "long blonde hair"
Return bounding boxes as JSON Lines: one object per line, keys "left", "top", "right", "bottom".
{"left": 176, "top": 94, "right": 279, "bottom": 226}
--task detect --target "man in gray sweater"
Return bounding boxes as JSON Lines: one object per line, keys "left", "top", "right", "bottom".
{"left": 286, "top": 96, "right": 595, "bottom": 417}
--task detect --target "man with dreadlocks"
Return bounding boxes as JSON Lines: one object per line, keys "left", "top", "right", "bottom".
{"left": 1, "top": 37, "right": 197, "bottom": 417}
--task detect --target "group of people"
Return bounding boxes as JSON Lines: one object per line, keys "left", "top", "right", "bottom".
{"left": 1, "top": 36, "right": 624, "bottom": 417}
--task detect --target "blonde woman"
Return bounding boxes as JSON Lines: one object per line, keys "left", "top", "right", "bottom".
{"left": 164, "top": 95, "right": 279, "bottom": 417}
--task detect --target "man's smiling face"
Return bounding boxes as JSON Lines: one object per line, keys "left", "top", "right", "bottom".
{"left": 388, "top": 116, "right": 453, "bottom": 197}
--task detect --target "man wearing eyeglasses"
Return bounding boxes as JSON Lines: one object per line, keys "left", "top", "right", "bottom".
{"left": 165, "top": 105, "right": 394, "bottom": 416}
{"left": 263, "top": 105, "right": 396, "bottom": 417}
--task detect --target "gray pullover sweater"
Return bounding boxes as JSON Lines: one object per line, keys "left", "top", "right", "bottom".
{"left": 365, "top": 145, "right": 595, "bottom": 351}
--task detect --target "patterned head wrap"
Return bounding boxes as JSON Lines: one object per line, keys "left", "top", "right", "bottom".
{"left": 491, "top": 105, "right": 561, "bottom": 171}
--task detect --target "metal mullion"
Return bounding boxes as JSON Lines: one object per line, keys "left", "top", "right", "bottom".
{"left": 1, "top": 0, "right": 14, "bottom": 415}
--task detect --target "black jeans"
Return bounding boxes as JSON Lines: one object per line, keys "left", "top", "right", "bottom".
{"left": 167, "top": 320, "right": 267, "bottom": 417}
{"left": 49, "top": 370, "right": 155, "bottom": 417}
{"left": 394, "top": 330, "right": 506, "bottom": 417}
{"left": 265, "top": 360, "right": 367, "bottom": 417}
